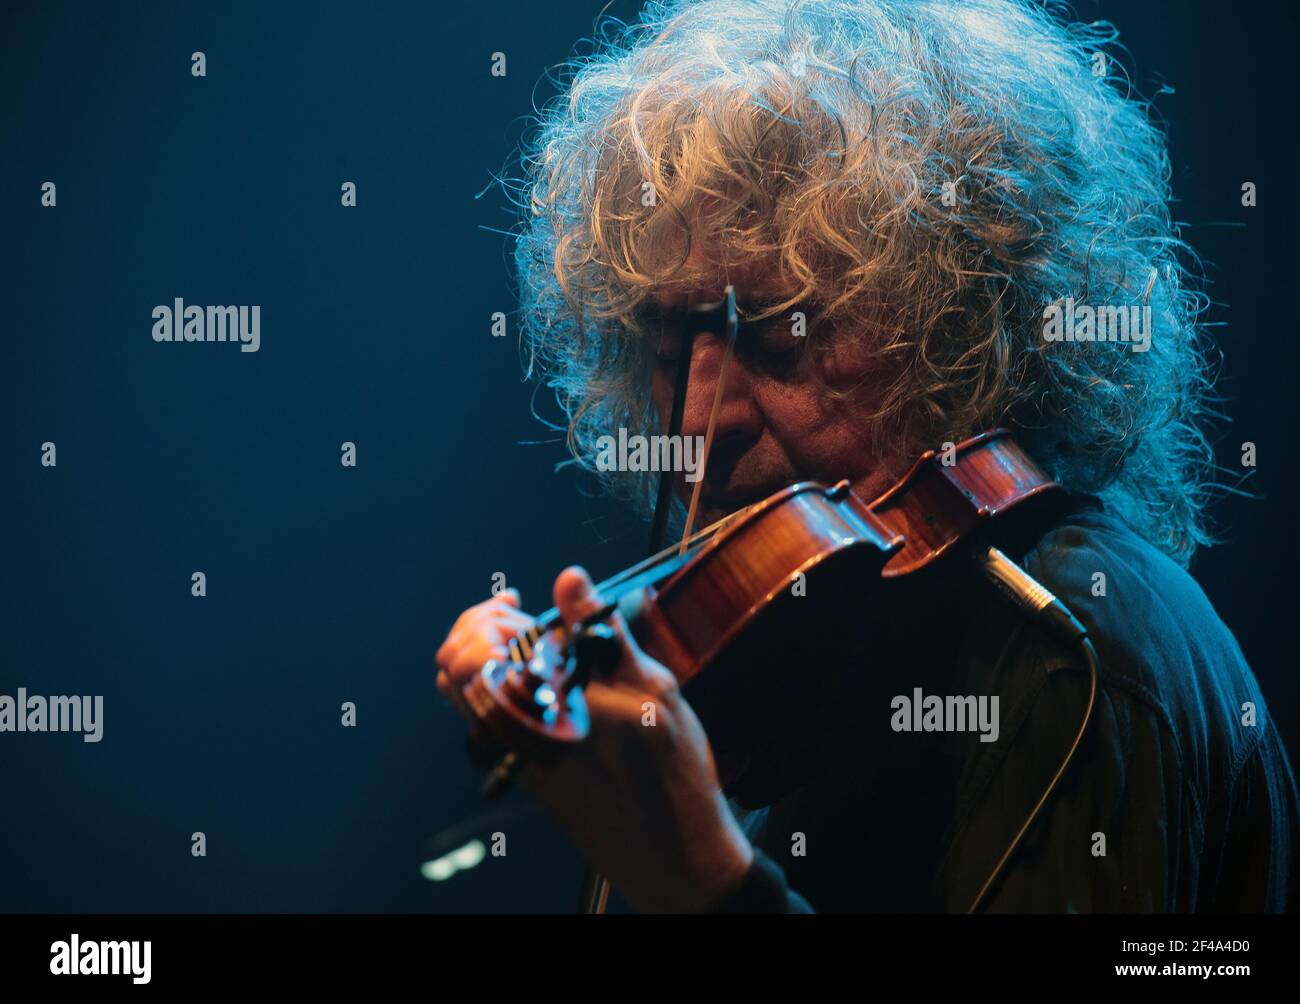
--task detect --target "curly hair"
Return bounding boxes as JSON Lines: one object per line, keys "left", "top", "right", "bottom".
{"left": 511, "top": 0, "right": 1215, "bottom": 565}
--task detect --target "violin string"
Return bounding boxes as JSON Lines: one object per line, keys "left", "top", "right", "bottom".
{"left": 595, "top": 501, "right": 756, "bottom": 595}
{"left": 511, "top": 499, "right": 763, "bottom": 657}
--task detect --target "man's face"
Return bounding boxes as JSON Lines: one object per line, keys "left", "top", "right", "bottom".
{"left": 647, "top": 258, "right": 911, "bottom": 526}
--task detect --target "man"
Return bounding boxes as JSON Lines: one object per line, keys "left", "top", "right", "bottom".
{"left": 436, "top": 0, "right": 1298, "bottom": 911}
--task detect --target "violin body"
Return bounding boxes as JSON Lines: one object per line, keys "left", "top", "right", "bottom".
{"left": 629, "top": 478, "right": 899, "bottom": 687}
{"left": 462, "top": 429, "right": 1060, "bottom": 782}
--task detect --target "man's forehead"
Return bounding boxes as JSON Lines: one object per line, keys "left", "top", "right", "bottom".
{"left": 648, "top": 258, "right": 790, "bottom": 311}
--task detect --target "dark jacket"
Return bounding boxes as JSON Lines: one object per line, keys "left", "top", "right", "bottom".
{"left": 723, "top": 503, "right": 1299, "bottom": 912}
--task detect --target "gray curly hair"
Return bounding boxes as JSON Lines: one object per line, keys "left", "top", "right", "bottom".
{"left": 511, "top": 0, "right": 1215, "bottom": 565}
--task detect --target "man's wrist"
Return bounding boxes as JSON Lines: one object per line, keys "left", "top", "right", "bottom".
{"left": 682, "top": 818, "right": 754, "bottom": 912}
{"left": 705, "top": 846, "right": 794, "bottom": 913}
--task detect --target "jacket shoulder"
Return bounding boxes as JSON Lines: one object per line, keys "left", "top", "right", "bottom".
{"left": 1020, "top": 506, "right": 1267, "bottom": 791}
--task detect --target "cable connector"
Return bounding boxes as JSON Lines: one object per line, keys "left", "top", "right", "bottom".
{"left": 975, "top": 545, "right": 1088, "bottom": 646}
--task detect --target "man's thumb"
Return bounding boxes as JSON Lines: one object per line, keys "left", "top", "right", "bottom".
{"left": 554, "top": 566, "right": 606, "bottom": 627}
{"left": 553, "top": 566, "right": 645, "bottom": 679}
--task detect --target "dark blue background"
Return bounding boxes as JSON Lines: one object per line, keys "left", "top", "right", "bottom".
{"left": 2, "top": 0, "right": 1296, "bottom": 911}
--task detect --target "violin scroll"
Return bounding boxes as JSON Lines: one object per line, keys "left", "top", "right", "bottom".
{"left": 464, "top": 620, "right": 623, "bottom": 799}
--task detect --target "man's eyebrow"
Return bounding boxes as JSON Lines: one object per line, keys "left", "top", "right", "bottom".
{"left": 630, "top": 295, "right": 806, "bottom": 328}
{"left": 626, "top": 303, "right": 672, "bottom": 330}
{"left": 737, "top": 296, "right": 809, "bottom": 319}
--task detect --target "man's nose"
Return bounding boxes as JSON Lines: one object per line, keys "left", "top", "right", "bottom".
{"left": 678, "top": 333, "right": 762, "bottom": 447}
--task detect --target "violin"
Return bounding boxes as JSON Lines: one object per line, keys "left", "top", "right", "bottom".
{"left": 461, "top": 428, "right": 1065, "bottom": 791}
{"left": 456, "top": 427, "right": 1100, "bottom": 914}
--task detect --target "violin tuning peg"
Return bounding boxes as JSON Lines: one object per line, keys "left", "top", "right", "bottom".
{"left": 571, "top": 622, "right": 622, "bottom": 678}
